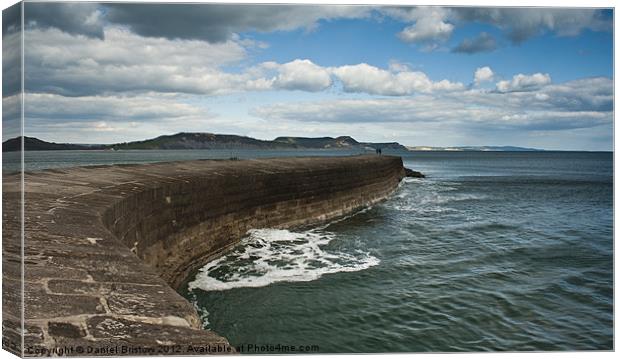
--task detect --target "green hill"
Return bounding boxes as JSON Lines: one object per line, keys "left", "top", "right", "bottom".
{"left": 3, "top": 132, "right": 413, "bottom": 152}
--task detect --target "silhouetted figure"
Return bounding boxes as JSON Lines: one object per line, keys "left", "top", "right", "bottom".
{"left": 375, "top": 148, "right": 382, "bottom": 155}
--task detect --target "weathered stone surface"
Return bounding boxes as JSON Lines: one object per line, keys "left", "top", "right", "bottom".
{"left": 2, "top": 168, "right": 22, "bottom": 357}
{"left": 3, "top": 155, "right": 405, "bottom": 356}
{"left": 47, "top": 323, "right": 86, "bottom": 339}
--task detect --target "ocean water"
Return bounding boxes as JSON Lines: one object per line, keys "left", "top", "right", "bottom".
{"left": 182, "top": 151, "right": 613, "bottom": 353}
{"left": 5, "top": 150, "right": 613, "bottom": 352}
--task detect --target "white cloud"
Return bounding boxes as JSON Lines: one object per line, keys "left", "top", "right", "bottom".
{"left": 331, "top": 63, "right": 464, "bottom": 96}
{"left": 2, "top": 29, "right": 21, "bottom": 97}
{"left": 12, "top": 76, "right": 611, "bottom": 148}
{"left": 251, "top": 77, "right": 611, "bottom": 133}
{"left": 25, "top": 27, "right": 251, "bottom": 96}
{"left": 25, "top": 28, "right": 333, "bottom": 96}
{"left": 23, "top": 93, "right": 209, "bottom": 122}
{"left": 382, "top": 7, "right": 610, "bottom": 49}
{"left": 398, "top": 20, "right": 453, "bottom": 44}
{"left": 2, "top": 94, "right": 21, "bottom": 141}
{"left": 432, "top": 79, "right": 466, "bottom": 92}
{"left": 474, "top": 66, "right": 494, "bottom": 85}
{"left": 24, "top": 2, "right": 372, "bottom": 43}
{"left": 391, "top": 7, "right": 454, "bottom": 45}
{"left": 538, "top": 77, "right": 612, "bottom": 111}
{"left": 496, "top": 73, "right": 552, "bottom": 92}
{"left": 24, "top": 27, "right": 466, "bottom": 98}
{"left": 263, "top": 59, "right": 332, "bottom": 92}
{"left": 14, "top": 92, "right": 232, "bottom": 143}
{"left": 21, "top": 4, "right": 612, "bottom": 55}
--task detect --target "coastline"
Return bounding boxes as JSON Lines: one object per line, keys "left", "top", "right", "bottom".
{"left": 2, "top": 155, "right": 405, "bottom": 355}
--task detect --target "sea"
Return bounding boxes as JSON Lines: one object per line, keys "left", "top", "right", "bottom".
{"left": 4, "top": 149, "right": 613, "bottom": 352}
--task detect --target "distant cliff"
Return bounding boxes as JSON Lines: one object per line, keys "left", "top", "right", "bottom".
{"left": 2, "top": 133, "right": 410, "bottom": 152}
{"left": 112, "top": 133, "right": 410, "bottom": 151}
{"left": 110, "top": 132, "right": 292, "bottom": 150}
{"left": 273, "top": 136, "right": 408, "bottom": 151}
{"left": 273, "top": 135, "right": 359, "bottom": 148}
{"left": 2, "top": 133, "right": 542, "bottom": 152}
{"left": 2, "top": 136, "right": 104, "bottom": 152}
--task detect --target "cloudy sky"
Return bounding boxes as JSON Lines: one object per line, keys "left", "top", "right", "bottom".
{"left": 1, "top": 1, "right": 614, "bottom": 150}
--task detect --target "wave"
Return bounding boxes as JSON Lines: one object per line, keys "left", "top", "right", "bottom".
{"left": 188, "top": 228, "right": 379, "bottom": 291}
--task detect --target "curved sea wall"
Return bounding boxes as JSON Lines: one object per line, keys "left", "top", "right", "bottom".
{"left": 2, "top": 155, "right": 405, "bottom": 356}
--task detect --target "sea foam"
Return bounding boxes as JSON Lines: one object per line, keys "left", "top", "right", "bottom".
{"left": 188, "top": 228, "right": 379, "bottom": 291}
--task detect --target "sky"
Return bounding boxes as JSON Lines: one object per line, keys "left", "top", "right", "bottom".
{"left": 1, "top": 2, "right": 614, "bottom": 150}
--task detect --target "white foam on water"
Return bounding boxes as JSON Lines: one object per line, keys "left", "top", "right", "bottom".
{"left": 188, "top": 228, "right": 379, "bottom": 291}
{"left": 403, "top": 177, "right": 424, "bottom": 184}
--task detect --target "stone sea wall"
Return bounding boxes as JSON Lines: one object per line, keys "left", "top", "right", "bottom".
{"left": 2, "top": 155, "right": 405, "bottom": 356}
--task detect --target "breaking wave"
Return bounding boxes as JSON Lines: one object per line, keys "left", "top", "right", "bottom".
{"left": 188, "top": 228, "right": 379, "bottom": 291}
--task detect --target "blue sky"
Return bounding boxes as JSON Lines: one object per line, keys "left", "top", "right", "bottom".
{"left": 2, "top": 3, "right": 614, "bottom": 150}
{"left": 249, "top": 15, "right": 613, "bottom": 83}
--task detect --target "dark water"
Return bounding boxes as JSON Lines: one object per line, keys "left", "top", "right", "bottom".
{"left": 183, "top": 151, "right": 613, "bottom": 353}
{"left": 6, "top": 150, "right": 613, "bottom": 352}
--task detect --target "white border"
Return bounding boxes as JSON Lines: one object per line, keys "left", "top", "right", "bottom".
{"left": 0, "top": 1, "right": 615, "bottom": 359}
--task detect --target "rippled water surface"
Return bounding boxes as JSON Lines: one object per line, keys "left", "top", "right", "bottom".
{"left": 184, "top": 151, "right": 613, "bottom": 352}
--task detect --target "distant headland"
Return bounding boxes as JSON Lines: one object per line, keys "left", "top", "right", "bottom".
{"left": 1, "top": 133, "right": 543, "bottom": 152}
